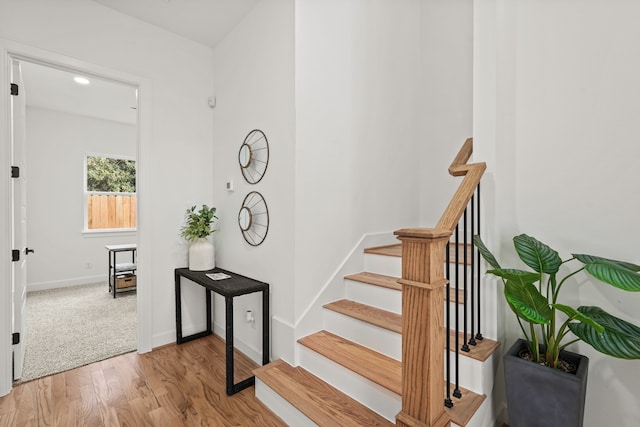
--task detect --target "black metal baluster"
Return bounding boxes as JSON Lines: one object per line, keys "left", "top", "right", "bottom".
{"left": 453, "top": 225, "right": 462, "bottom": 399}
{"left": 444, "top": 242, "right": 453, "bottom": 408}
{"left": 461, "top": 209, "right": 470, "bottom": 353}
{"left": 469, "top": 193, "right": 477, "bottom": 347}
{"left": 475, "top": 183, "right": 484, "bottom": 341}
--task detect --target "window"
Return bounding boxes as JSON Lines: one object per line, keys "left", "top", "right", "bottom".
{"left": 84, "top": 154, "right": 136, "bottom": 231}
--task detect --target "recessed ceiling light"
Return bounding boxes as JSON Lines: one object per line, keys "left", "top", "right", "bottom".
{"left": 73, "top": 76, "right": 90, "bottom": 85}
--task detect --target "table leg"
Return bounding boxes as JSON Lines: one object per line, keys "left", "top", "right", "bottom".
{"left": 225, "top": 296, "right": 234, "bottom": 395}
{"left": 175, "top": 275, "right": 212, "bottom": 344}
{"left": 262, "top": 287, "right": 270, "bottom": 366}
{"left": 112, "top": 251, "right": 117, "bottom": 298}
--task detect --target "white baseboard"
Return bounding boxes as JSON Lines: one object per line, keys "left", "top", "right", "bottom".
{"left": 152, "top": 320, "right": 269, "bottom": 367}
{"left": 27, "top": 275, "right": 106, "bottom": 292}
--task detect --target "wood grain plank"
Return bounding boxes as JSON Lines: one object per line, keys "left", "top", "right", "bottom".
{"left": 298, "top": 330, "right": 402, "bottom": 395}
{"left": 344, "top": 271, "right": 402, "bottom": 290}
{"left": 0, "top": 334, "right": 284, "bottom": 426}
{"left": 255, "top": 359, "right": 393, "bottom": 426}
{"left": 364, "top": 243, "right": 473, "bottom": 265}
{"left": 345, "top": 271, "right": 466, "bottom": 304}
{"left": 324, "top": 299, "right": 402, "bottom": 333}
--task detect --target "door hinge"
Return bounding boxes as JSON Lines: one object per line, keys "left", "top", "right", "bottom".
{"left": 10, "top": 83, "right": 18, "bottom": 96}
{"left": 12, "top": 333, "right": 20, "bottom": 345}
{"left": 11, "top": 166, "right": 19, "bottom": 178}
{"left": 12, "top": 249, "right": 20, "bottom": 262}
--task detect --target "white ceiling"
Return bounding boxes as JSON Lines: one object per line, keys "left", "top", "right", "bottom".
{"left": 91, "top": 0, "right": 260, "bottom": 48}
{"left": 18, "top": 1, "right": 258, "bottom": 125}
{"left": 20, "top": 61, "right": 138, "bottom": 125}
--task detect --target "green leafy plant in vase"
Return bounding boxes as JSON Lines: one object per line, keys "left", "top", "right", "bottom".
{"left": 474, "top": 233, "right": 640, "bottom": 366}
{"left": 181, "top": 205, "right": 217, "bottom": 271}
{"left": 474, "top": 233, "right": 640, "bottom": 426}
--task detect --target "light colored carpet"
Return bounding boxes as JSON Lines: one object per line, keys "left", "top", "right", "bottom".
{"left": 20, "top": 282, "right": 136, "bottom": 382}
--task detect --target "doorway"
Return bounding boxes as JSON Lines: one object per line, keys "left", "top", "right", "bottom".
{"left": 13, "top": 58, "right": 139, "bottom": 382}
{"left": 1, "top": 40, "right": 153, "bottom": 396}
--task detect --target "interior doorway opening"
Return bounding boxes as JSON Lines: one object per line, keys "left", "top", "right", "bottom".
{"left": 11, "top": 57, "right": 139, "bottom": 382}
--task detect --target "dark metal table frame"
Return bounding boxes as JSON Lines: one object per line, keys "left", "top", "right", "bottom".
{"left": 174, "top": 267, "right": 270, "bottom": 395}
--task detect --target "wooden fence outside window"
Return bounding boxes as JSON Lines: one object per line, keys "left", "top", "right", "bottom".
{"left": 87, "top": 194, "right": 137, "bottom": 229}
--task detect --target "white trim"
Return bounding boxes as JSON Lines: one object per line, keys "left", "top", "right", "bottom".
{"left": 0, "top": 39, "right": 153, "bottom": 396}
{"left": 0, "top": 40, "right": 13, "bottom": 397}
{"left": 27, "top": 275, "right": 105, "bottom": 292}
{"left": 82, "top": 228, "right": 137, "bottom": 235}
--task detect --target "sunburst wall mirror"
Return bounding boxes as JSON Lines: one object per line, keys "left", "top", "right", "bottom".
{"left": 238, "top": 191, "right": 269, "bottom": 246}
{"left": 238, "top": 129, "right": 269, "bottom": 184}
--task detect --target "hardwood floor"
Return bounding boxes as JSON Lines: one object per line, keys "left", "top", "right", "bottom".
{"left": 0, "top": 334, "right": 285, "bottom": 426}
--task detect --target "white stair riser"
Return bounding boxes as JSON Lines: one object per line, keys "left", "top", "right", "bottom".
{"left": 323, "top": 309, "right": 402, "bottom": 360}
{"left": 324, "top": 309, "right": 497, "bottom": 394}
{"left": 363, "top": 254, "right": 401, "bottom": 277}
{"left": 324, "top": 309, "right": 496, "bottom": 396}
{"left": 254, "top": 379, "right": 317, "bottom": 427}
{"left": 447, "top": 350, "right": 498, "bottom": 396}
{"left": 344, "top": 279, "right": 401, "bottom": 314}
{"left": 298, "top": 344, "right": 401, "bottom": 422}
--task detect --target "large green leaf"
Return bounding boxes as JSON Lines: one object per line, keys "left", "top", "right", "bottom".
{"left": 487, "top": 268, "right": 540, "bottom": 285}
{"left": 584, "top": 262, "right": 640, "bottom": 292}
{"left": 568, "top": 306, "right": 640, "bottom": 359}
{"left": 473, "top": 235, "right": 501, "bottom": 270}
{"left": 552, "top": 304, "right": 604, "bottom": 333}
{"left": 513, "top": 234, "right": 562, "bottom": 274}
{"left": 573, "top": 254, "right": 640, "bottom": 272}
{"left": 504, "top": 279, "right": 552, "bottom": 325}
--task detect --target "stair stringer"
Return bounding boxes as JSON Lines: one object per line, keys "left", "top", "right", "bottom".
{"left": 292, "top": 231, "right": 398, "bottom": 363}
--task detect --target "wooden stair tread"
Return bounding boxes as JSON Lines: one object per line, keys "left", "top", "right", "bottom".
{"left": 345, "top": 271, "right": 401, "bottom": 291}
{"left": 298, "top": 331, "right": 486, "bottom": 426}
{"left": 448, "top": 330, "right": 501, "bottom": 362}
{"left": 364, "top": 243, "right": 473, "bottom": 265}
{"left": 446, "top": 384, "right": 487, "bottom": 426}
{"left": 347, "top": 271, "right": 466, "bottom": 304}
{"left": 321, "top": 297, "right": 501, "bottom": 361}
{"left": 364, "top": 244, "right": 402, "bottom": 257}
{"left": 254, "top": 360, "right": 393, "bottom": 427}
{"left": 298, "top": 331, "right": 402, "bottom": 395}
{"left": 324, "top": 299, "right": 402, "bottom": 333}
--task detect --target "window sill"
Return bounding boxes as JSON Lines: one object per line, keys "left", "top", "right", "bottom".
{"left": 82, "top": 228, "right": 137, "bottom": 238}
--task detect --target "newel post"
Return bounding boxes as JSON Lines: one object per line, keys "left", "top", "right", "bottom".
{"left": 394, "top": 228, "right": 451, "bottom": 427}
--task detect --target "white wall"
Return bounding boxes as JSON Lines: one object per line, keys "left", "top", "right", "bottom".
{"left": 294, "top": 0, "right": 422, "bottom": 324}
{"left": 0, "top": 0, "right": 215, "bottom": 352}
{"left": 419, "top": 0, "right": 474, "bottom": 227}
{"left": 211, "top": 0, "right": 295, "bottom": 363}
{"left": 26, "top": 107, "right": 136, "bottom": 290}
{"left": 475, "top": 1, "right": 640, "bottom": 425}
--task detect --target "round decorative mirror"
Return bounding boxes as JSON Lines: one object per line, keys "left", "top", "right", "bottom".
{"left": 238, "top": 191, "right": 269, "bottom": 246}
{"left": 238, "top": 206, "right": 252, "bottom": 231}
{"left": 238, "top": 129, "right": 269, "bottom": 184}
{"left": 239, "top": 144, "right": 252, "bottom": 169}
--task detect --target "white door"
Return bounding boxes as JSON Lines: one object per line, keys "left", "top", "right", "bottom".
{"left": 10, "top": 58, "right": 28, "bottom": 380}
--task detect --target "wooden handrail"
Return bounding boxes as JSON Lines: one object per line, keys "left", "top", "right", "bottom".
{"left": 437, "top": 138, "right": 486, "bottom": 233}
{"left": 395, "top": 138, "right": 485, "bottom": 427}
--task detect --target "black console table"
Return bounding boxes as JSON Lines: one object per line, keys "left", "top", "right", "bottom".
{"left": 174, "top": 267, "right": 270, "bottom": 395}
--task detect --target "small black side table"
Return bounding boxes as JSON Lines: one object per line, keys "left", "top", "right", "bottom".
{"left": 174, "top": 267, "right": 270, "bottom": 395}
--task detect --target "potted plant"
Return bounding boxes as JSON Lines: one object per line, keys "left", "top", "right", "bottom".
{"left": 474, "top": 234, "right": 640, "bottom": 427}
{"left": 180, "top": 204, "right": 218, "bottom": 271}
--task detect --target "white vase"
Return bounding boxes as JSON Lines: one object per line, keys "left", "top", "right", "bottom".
{"left": 188, "top": 238, "right": 215, "bottom": 271}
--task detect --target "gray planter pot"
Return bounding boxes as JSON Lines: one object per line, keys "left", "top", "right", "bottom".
{"left": 504, "top": 338, "right": 589, "bottom": 427}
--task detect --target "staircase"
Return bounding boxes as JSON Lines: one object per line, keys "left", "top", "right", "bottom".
{"left": 255, "top": 241, "right": 500, "bottom": 426}
{"left": 255, "top": 139, "right": 500, "bottom": 426}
